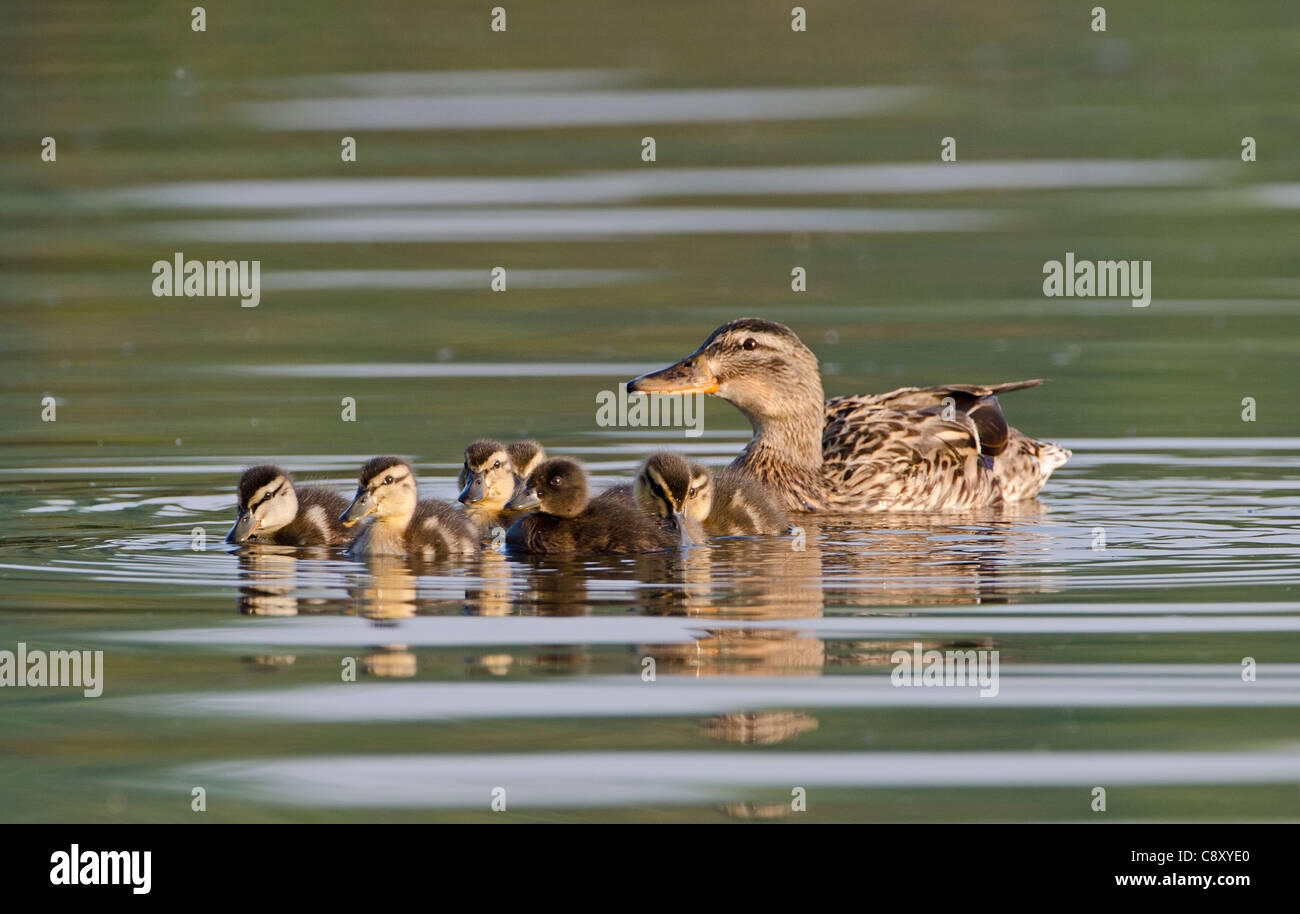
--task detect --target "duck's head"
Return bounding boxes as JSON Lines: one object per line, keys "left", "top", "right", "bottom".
{"left": 507, "top": 457, "right": 589, "bottom": 518}
{"left": 626, "top": 319, "right": 823, "bottom": 424}
{"left": 635, "top": 452, "right": 711, "bottom": 546}
{"left": 457, "top": 440, "right": 515, "bottom": 510}
{"left": 341, "top": 456, "right": 418, "bottom": 527}
{"left": 228, "top": 465, "right": 300, "bottom": 544}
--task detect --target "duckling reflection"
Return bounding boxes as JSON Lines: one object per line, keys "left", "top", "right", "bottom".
{"left": 461, "top": 547, "right": 521, "bottom": 616}
{"left": 701, "top": 711, "right": 818, "bottom": 745}
{"left": 236, "top": 546, "right": 301, "bottom": 616}
{"left": 507, "top": 555, "right": 592, "bottom": 615}
{"left": 361, "top": 644, "right": 418, "bottom": 678}
{"left": 348, "top": 555, "right": 418, "bottom": 620}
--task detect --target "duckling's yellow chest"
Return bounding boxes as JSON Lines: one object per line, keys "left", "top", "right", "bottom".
{"left": 348, "top": 518, "right": 409, "bottom": 557}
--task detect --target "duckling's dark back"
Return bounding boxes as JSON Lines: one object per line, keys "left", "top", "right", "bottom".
{"left": 707, "top": 470, "right": 789, "bottom": 536}
{"left": 507, "top": 495, "right": 675, "bottom": 554}
{"left": 405, "top": 498, "right": 479, "bottom": 556}
{"left": 271, "top": 485, "right": 353, "bottom": 546}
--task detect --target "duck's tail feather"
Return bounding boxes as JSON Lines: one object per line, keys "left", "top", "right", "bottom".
{"left": 993, "top": 432, "right": 1072, "bottom": 501}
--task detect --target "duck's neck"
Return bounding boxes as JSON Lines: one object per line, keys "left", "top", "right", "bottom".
{"left": 730, "top": 363, "right": 826, "bottom": 475}
{"left": 744, "top": 409, "right": 824, "bottom": 471}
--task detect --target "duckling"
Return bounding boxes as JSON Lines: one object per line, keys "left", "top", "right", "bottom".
{"left": 636, "top": 452, "right": 789, "bottom": 544}
{"left": 634, "top": 452, "right": 710, "bottom": 545}
{"left": 226, "top": 465, "right": 352, "bottom": 547}
{"left": 457, "top": 438, "right": 546, "bottom": 531}
{"left": 627, "top": 318, "right": 1070, "bottom": 513}
{"left": 709, "top": 468, "right": 788, "bottom": 536}
{"left": 504, "top": 457, "right": 677, "bottom": 555}
{"left": 340, "top": 456, "right": 478, "bottom": 559}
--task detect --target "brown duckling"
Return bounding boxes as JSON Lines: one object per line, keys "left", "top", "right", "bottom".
{"left": 457, "top": 438, "right": 546, "bottom": 531}
{"left": 635, "top": 452, "right": 788, "bottom": 545}
{"left": 627, "top": 318, "right": 1070, "bottom": 512}
{"left": 708, "top": 467, "right": 790, "bottom": 535}
{"left": 504, "top": 457, "right": 677, "bottom": 555}
{"left": 340, "top": 456, "right": 478, "bottom": 559}
{"left": 227, "top": 465, "right": 352, "bottom": 547}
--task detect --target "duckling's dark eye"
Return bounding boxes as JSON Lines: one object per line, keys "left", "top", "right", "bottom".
{"left": 492, "top": 460, "right": 501, "bottom": 470}
{"left": 742, "top": 338, "right": 757, "bottom": 351}
{"left": 550, "top": 475, "right": 562, "bottom": 487}
{"left": 384, "top": 475, "right": 394, "bottom": 485}
{"left": 689, "top": 487, "right": 698, "bottom": 497}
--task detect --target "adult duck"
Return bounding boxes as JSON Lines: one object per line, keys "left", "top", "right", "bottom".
{"left": 627, "top": 319, "right": 1069, "bottom": 513}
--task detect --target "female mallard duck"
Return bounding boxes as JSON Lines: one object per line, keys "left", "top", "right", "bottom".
{"left": 635, "top": 452, "right": 788, "bottom": 545}
{"left": 457, "top": 438, "right": 546, "bottom": 531}
{"left": 504, "top": 457, "right": 677, "bottom": 554}
{"left": 340, "top": 456, "right": 478, "bottom": 558}
{"left": 627, "top": 319, "right": 1070, "bottom": 513}
{"left": 226, "top": 465, "right": 352, "bottom": 546}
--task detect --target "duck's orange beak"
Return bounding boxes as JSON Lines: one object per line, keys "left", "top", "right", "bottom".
{"left": 627, "top": 353, "right": 719, "bottom": 395}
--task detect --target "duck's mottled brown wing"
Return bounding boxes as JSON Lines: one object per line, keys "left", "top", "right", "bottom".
{"left": 823, "top": 379, "right": 1069, "bottom": 509}
{"left": 822, "top": 399, "right": 1001, "bottom": 512}
{"left": 857, "top": 380, "right": 1047, "bottom": 456}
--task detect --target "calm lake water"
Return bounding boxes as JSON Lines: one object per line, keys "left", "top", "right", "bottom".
{"left": 2, "top": 1, "right": 1298, "bottom": 822}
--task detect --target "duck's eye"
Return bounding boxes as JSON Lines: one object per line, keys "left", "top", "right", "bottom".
{"left": 689, "top": 487, "right": 697, "bottom": 497}
{"left": 742, "top": 338, "right": 757, "bottom": 351}
{"left": 492, "top": 460, "right": 501, "bottom": 470}
{"left": 384, "top": 475, "right": 394, "bottom": 485}
{"left": 550, "top": 476, "right": 563, "bottom": 487}
{"left": 652, "top": 484, "right": 664, "bottom": 498}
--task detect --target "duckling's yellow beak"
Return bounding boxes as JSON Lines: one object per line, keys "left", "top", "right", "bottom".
{"left": 627, "top": 352, "right": 719, "bottom": 395}
{"left": 340, "top": 489, "right": 376, "bottom": 527}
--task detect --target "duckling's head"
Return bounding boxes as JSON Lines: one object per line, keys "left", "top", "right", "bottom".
{"left": 626, "top": 319, "right": 823, "bottom": 423}
{"left": 635, "top": 452, "right": 712, "bottom": 545}
{"left": 228, "top": 465, "right": 300, "bottom": 544}
{"left": 457, "top": 440, "right": 514, "bottom": 510}
{"left": 507, "top": 457, "right": 589, "bottom": 519}
{"left": 341, "top": 456, "right": 418, "bottom": 527}
{"left": 506, "top": 439, "right": 546, "bottom": 479}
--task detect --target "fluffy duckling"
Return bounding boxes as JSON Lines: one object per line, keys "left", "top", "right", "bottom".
{"left": 709, "top": 469, "right": 790, "bottom": 536}
{"left": 227, "top": 465, "right": 352, "bottom": 547}
{"left": 634, "top": 452, "right": 710, "bottom": 545}
{"left": 457, "top": 438, "right": 546, "bottom": 531}
{"left": 340, "top": 456, "right": 478, "bottom": 559}
{"left": 504, "top": 457, "right": 677, "bottom": 555}
{"left": 635, "top": 452, "right": 788, "bottom": 545}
